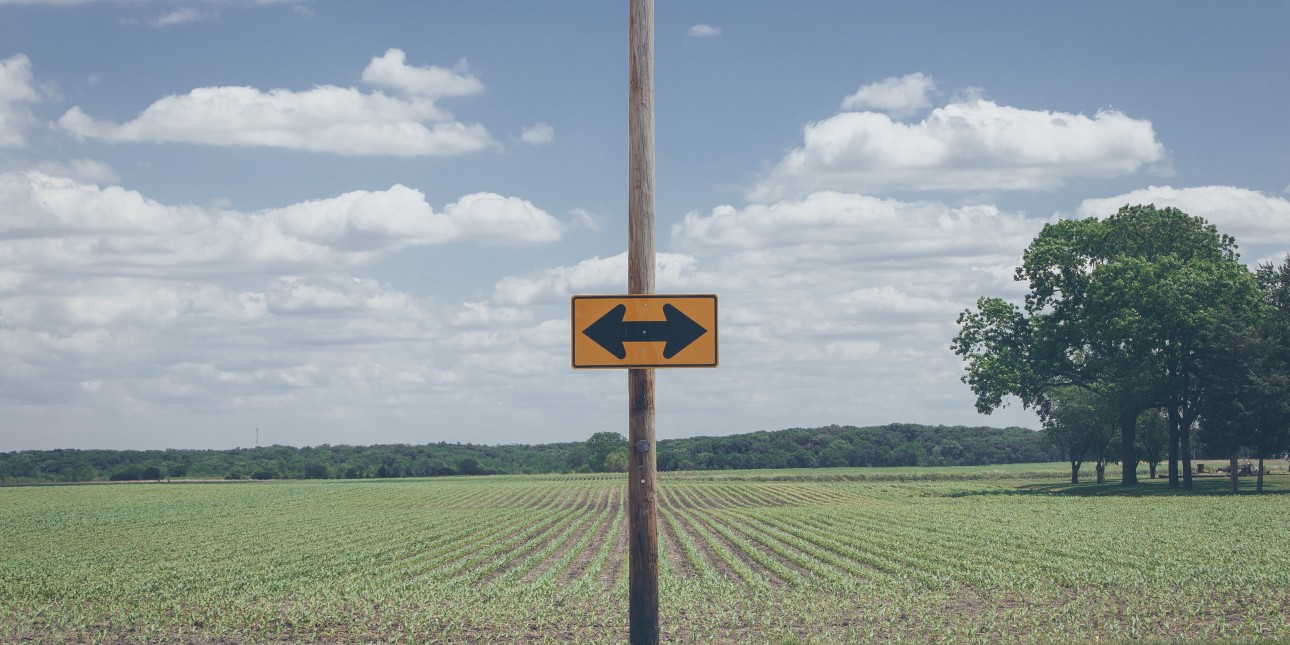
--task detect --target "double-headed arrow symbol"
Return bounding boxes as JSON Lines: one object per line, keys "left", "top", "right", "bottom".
{"left": 582, "top": 303, "right": 708, "bottom": 359}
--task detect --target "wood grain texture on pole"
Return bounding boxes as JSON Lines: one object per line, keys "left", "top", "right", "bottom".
{"left": 628, "top": 0, "right": 654, "bottom": 297}
{"left": 627, "top": 0, "right": 658, "bottom": 644}
{"left": 626, "top": 368, "right": 656, "bottom": 644}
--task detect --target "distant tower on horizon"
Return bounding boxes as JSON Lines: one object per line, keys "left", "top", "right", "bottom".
{"left": 256, "top": 427, "right": 259, "bottom": 448}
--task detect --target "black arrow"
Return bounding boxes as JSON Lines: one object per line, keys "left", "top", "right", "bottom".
{"left": 582, "top": 303, "right": 708, "bottom": 360}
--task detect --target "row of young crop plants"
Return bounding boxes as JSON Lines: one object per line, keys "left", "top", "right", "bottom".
{"left": 0, "top": 478, "right": 880, "bottom": 603}
{"left": 8, "top": 477, "right": 1290, "bottom": 599}
{"left": 11, "top": 478, "right": 1290, "bottom": 591}
{"left": 4, "top": 474, "right": 1290, "bottom": 642}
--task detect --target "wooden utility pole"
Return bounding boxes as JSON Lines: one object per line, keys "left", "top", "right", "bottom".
{"left": 627, "top": 0, "right": 658, "bottom": 643}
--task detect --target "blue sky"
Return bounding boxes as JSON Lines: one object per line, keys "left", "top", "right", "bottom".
{"left": 1, "top": 1, "right": 1288, "bottom": 451}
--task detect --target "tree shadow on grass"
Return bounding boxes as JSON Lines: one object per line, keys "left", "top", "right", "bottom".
{"left": 1017, "top": 475, "right": 1290, "bottom": 497}
{"left": 944, "top": 474, "right": 1290, "bottom": 498}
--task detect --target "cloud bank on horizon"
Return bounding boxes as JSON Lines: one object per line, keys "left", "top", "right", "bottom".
{"left": 1, "top": 3, "right": 1287, "bottom": 451}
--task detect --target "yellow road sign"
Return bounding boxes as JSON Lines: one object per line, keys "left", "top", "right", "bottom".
{"left": 571, "top": 295, "right": 717, "bottom": 369}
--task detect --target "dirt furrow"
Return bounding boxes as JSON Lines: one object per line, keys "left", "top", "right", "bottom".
{"left": 666, "top": 506, "right": 740, "bottom": 584}
{"left": 657, "top": 509, "right": 698, "bottom": 580}
{"left": 518, "top": 507, "right": 601, "bottom": 584}
{"left": 597, "top": 518, "right": 629, "bottom": 591}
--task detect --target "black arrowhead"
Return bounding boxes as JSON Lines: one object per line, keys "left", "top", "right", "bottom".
{"left": 582, "top": 303, "right": 708, "bottom": 360}
{"left": 657, "top": 304, "right": 708, "bottom": 358}
{"left": 583, "top": 304, "right": 630, "bottom": 359}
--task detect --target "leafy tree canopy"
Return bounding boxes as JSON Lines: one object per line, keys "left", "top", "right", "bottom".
{"left": 954, "top": 205, "right": 1262, "bottom": 485}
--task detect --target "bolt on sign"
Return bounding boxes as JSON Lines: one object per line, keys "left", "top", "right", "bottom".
{"left": 571, "top": 295, "right": 718, "bottom": 369}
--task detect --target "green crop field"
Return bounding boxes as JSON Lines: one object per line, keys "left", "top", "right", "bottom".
{"left": 2, "top": 465, "right": 1289, "bottom": 643}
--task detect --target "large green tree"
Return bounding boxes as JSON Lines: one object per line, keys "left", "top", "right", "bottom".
{"left": 1198, "top": 257, "right": 1290, "bottom": 494}
{"left": 1136, "top": 408, "right": 1168, "bottom": 480}
{"left": 1040, "top": 386, "right": 1117, "bottom": 484}
{"left": 1196, "top": 315, "right": 1266, "bottom": 494}
{"left": 585, "top": 431, "right": 628, "bottom": 473}
{"left": 1250, "top": 258, "right": 1290, "bottom": 490}
{"left": 954, "top": 205, "right": 1260, "bottom": 485}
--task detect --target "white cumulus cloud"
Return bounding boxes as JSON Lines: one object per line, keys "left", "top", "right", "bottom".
{"left": 0, "top": 54, "right": 40, "bottom": 148}
{"left": 481, "top": 191, "right": 1051, "bottom": 438}
{"left": 0, "top": 171, "right": 563, "bottom": 278}
{"left": 751, "top": 98, "right": 1165, "bottom": 200}
{"left": 675, "top": 191, "right": 1039, "bottom": 264}
{"left": 840, "top": 72, "right": 936, "bottom": 118}
{"left": 688, "top": 24, "right": 720, "bottom": 37}
{"left": 0, "top": 169, "right": 566, "bottom": 428}
{"left": 56, "top": 49, "right": 496, "bottom": 156}
{"left": 520, "top": 122, "right": 554, "bottom": 145}
{"left": 151, "top": 7, "right": 213, "bottom": 27}
{"left": 360, "top": 49, "right": 483, "bottom": 99}
{"left": 492, "top": 252, "right": 700, "bottom": 307}
{"left": 1078, "top": 185, "right": 1290, "bottom": 262}
{"left": 29, "top": 158, "right": 120, "bottom": 183}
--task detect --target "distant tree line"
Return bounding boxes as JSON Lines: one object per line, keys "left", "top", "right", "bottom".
{"left": 0, "top": 423, "right": 1061, "bottom": 483}
{"left": 954, "top": 205, "right": 1290, "bottom": 492}
{"left": 655, "top": 423, "right": 1057, "bottom": 471}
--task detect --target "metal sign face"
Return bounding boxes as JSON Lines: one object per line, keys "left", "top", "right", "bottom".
{"left": 571, "top": 295, "right": 717, "bottom": 369}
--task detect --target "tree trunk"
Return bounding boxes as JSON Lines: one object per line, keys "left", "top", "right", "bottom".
{"left": 1119, "top": 412, "right": 1139, "bottom": 485}
{"left": 1148, "top": 461, "right": 1157, "bottom": 479}
{"left": 1181, "top": 422, "right": 1194, "bottom": 491}
{"left": 1096, "top": 460, "right": 1105, "bottom": 484}
{"left": 1070, "top": 461, "right": 1081, "bottom": 484}
{"left": 1229, "top": 454, "right": 1239, "bottom": 495}
{"left": 1257, "top": 457, "right": 1265, "bottom": 493}
{"left": 1167, "top": 405, "right": 1180, "bottom": 488}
